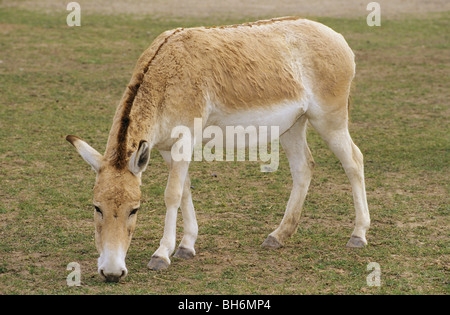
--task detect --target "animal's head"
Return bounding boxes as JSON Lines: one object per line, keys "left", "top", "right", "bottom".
{"left": 66, "top": 135, "right": 150, "bottom": 282}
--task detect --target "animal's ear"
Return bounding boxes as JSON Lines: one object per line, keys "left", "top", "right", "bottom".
{"left": 129, "top": 140, "right": 150, "bottom": 176}
{"left": 66, "top": 135, "right": 103, "bottom": 173}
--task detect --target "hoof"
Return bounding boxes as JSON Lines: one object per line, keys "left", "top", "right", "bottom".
{"left": 173, "top": 247, "right": 195, "bottom": 260}
{"left": 261, "top": 235, "right": 283, "bottom": 249}
{"left": 147, "top": 256, "right": 170, "bottom": 271}
{"left": 346, "top": 235, "right": 367, "bottom": 248}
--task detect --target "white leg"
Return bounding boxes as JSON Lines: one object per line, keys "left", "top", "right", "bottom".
{"left": 148, "top": 151, "right": 190, "bottom": 270}
{"left": 262, "top": 116, "right": 314, "bottom": 248}
{"left": 309, "top": 112, "right": 370, "bottom": 247}
{"left": 174, "top": 174, "right": 198, "bottom": 259}
{"left": 158, "top": 151, "right": 198, "bottom": 260}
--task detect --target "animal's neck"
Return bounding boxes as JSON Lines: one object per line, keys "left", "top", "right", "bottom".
{"left": 104, "top": 91, "right": 158, "bottom": 169}
{"left": 103, "top": 29, "right": 186, "bottom": 169}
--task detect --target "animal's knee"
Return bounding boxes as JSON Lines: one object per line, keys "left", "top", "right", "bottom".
{"left": 164, "top": 189, "right": 182, "bottom": 208}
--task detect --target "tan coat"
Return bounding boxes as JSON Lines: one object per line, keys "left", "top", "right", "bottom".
{"left": 67, "top": 17, "right": 369, "bottom": 282}
{"left": 105, "top": 17, "right": 354, "bottom": 169}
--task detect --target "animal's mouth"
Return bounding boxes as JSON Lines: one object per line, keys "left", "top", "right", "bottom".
{"left": 100, "top": 269, "right": 126, "bottom": 283}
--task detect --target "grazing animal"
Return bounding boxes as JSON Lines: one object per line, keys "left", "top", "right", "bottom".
{"left": 66, "top": 17, "right": 370, "bottom": 282}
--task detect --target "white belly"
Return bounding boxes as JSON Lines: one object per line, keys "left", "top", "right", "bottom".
{"left": 152, "top": 99, "right": 307, "bottom": 152}
{"left": 204, "top": 99, "right": 306, "bottom": 147}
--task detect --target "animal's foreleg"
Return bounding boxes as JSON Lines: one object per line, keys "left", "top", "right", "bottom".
{"left": 173, "top": 174, "right": 198, "bottom": 259}
{"left": 148, "top": 157, "right": 190, "bottom": 270}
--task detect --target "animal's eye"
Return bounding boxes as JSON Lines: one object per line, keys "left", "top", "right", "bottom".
{"left": 94, "top": 206, "right": 102, "bottom": 215}
{"left": 129, "top": 208, "right": 139, "bottom": 217}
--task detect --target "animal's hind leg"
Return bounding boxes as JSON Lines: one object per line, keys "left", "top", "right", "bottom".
{"left": 262, "top": 115, "right": 314, "bottom": 249}
{"left": 308, "top": 101, "right": 370, "bottom": 247}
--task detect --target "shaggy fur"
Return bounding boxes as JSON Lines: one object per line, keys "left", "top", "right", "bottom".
{"left": 105, "top": 17, "right": 355, "bottom": 169}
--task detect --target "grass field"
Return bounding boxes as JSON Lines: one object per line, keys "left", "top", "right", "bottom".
{"left": 0, "top": 5, "right": 448, "bottom": 294}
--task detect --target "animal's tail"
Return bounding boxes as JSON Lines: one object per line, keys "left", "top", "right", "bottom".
{"left": 347, "top": 80, "right": 355, "bottom": 122}
{"left": 348, "top": 80, "right": 355, "bottom": 112}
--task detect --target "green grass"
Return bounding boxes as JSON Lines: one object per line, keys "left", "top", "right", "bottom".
{"left": 0, "top": 8, "right": 449, "bottom": 294}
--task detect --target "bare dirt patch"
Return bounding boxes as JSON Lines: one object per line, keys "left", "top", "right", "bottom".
{"left": 4, "top": 0, "right": 450, "bottom": 19}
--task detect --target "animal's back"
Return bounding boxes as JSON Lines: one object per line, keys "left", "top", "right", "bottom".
{"left": 129, "top": 17, "right": 355, "bottom": 111}
{"left": 167, "top": 17, "right": 355, "bottom": 109}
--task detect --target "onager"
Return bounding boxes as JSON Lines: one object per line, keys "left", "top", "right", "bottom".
{"left": 66, "top": 17, "right": 370, "bottom": 282}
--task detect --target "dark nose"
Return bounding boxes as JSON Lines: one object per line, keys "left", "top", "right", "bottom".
{"left": 100, "top": 268, "right": 127, "bottom": 283}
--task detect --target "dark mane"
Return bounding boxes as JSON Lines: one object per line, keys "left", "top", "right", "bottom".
{"left": 112, "top": 28, "right": 184, "bottom": 169}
